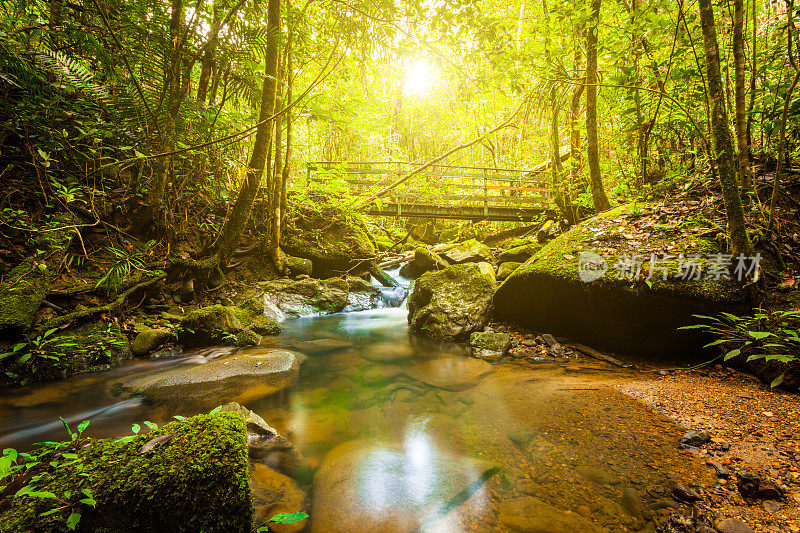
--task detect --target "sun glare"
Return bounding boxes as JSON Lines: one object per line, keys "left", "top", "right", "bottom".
{"left": 403, "top": 58, "right": 436, "bottom": 97}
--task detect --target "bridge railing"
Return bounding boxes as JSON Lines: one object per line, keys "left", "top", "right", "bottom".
{"left": 305, "top": 161, "right": 554, "bottom": 214}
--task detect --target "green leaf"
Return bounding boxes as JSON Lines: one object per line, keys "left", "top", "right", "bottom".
{"left": 771, "top": 374, "right": 784, "bottom": 388}
{"left": 143, "top": 421, "right": 158, "bottom": 430}
{"left": 79, "top": 497, "right": 96, "bottom": 507}
{"left": 66, "top": 512, "right": 81, "bottom": 530}
{"left": 723, "top": 348, "right": 741, "bottom": 361}
{"left": 77, "top": 420, "right": 90, "bottom": 433}
{"left": 677, "top": 324, "right": 707, "bottom": 330}
{"left": 269, "top": 512, "right": 309, "bottom": 524}
{"left": 131, "top": 423, "right": 141, "bottom": 434}
{"left": 748, "top": 331, "right": 772, "bottom": 340}
{"left": 209, "top": 406, "right": 222, "bottom": 415}
{"left": 4, "top": 448, "right": 18, "bottom": 462}
{"left": 703, "top": 339, "right": 726, "bottom": 347}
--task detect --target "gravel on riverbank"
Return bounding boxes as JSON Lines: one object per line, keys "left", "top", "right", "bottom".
{"left": 619, "top": 365, "right": 800, "bottom": 533}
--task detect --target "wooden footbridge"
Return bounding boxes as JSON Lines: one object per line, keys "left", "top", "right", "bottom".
{"left": 305, "top": 161, "right": 555, "bottom": 222}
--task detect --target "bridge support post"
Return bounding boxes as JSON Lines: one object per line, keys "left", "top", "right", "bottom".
{"left": 483, "top": 168, "right": 489, "bottom": 218}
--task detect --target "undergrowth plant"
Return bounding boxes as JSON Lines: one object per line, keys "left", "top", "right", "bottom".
{"left": 680, "top": 309, "right": 800, "bottom": 387}
{"left": 0, "top": 419, "right": 96, "bottom": 531}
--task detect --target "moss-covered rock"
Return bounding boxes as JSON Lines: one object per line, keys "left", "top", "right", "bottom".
{"left": 408, "top": 263, "right": 495, "bottom": 340}
{"left": 177, "top": 304, "right": 273, "bottom": 348}
{"left": 0, "top": 225, "right": 74, "bottom": 337}
{"left": 498, "top": 243, "right": 542, "bottom": 264}
{"left": 497, "top": 261, "right": 523, "bottom": 282}
{"left": 285, "top": 255, "right": 313, "bottom": 277}
{"left": 440, "top": 239, "right": 495, "bottom": 265}
{"left": 399, "top": 247, "right": 449, "bottom": 279}
{"left": 259, "top": 277, "right": 380, "bottom": 319}
{"left": 0, "top": 412, "right": 252, "bottom": 533}
{"left": 131, "top": 328, "right": 174, "bottom": 357}
{"left": 281, "top": 202, "right": 376, "bottom": 277}
{"left": 470, "top": 331, "right": 512, "bottom": 361}
{"left": 494, "top": 203, "right": 752, "bottom": 357}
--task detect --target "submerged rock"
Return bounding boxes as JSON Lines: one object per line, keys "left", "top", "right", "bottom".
{"left": 219, "top": 402, "right": 312, "bottom": 483}
{"left": 440, "top": 238, "right": 495, "bottom": 265}
{"left": 310, "top": 440, "right": 496, "bottom": 533}
{"left": 408, "top": 263, "right": 495, "bottom": 340}
{"left": 251, "top": 463, "right": 308, "bottom": 533}
{"left": 494, "top": 203, "right": 750, "bottom": 357}
{"left": 0, "top": 412, "right": 252, "bottom": 533}
{"left": 404, "top": 357, "right": 494, "bottom": 390}
{"left": 259, "top": 277, "right": 380, "bottom": 319}
{"left": 499, "top": 497, "right": 598, "bottom": 532}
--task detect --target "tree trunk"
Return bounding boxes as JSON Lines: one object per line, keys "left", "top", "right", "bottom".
{"left": 733, "top": 0, "right": 752, "bottom": 190}
{"left": 697, "top": 0, "right": 753, "bottom": 256}
{"left": 586, "top": 0, "right": 611, "bottom": 212}
{"left": 570, "top": 30, "right": 585, "bottom": 199}
{"left": 215, "top": 0, "right": 281, "bottom": 263}
{"left": 769, "top": 0, "right": 800, "bottom": 228}
{"left": 141, "top": 0, "right": 183, "bottom": 229}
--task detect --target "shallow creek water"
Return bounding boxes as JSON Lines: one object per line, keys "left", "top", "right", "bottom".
{"left": 0, "top": 277, "right": 713, "bottom": 532}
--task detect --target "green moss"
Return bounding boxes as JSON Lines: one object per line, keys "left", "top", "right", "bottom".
{"left": 248, "top": 315, "right": 283, "bottom": 336}
{"left": 0, "top": 412, "right": 252, "bottom": 533}
{"left": 506, "top": 203, "right": 747, "bottom": 303}
{"left": 0, "top": 225, "right": 73, "bottom": 336}
{"left": 281, "top": 201, "right": 376, "bottom": 276}
{"left": 178, "top": 305, "right": 243, "bottom": 347}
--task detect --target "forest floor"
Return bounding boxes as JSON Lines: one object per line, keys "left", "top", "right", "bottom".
{"left": 620, "top": 365, "right": 800, "bottom": 533}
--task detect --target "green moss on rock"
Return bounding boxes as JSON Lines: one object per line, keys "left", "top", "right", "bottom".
{"left": 281, "top": 202, "right": 376, "bottom": 277}
{"left": 131, "top": 328, "right": 174, "bottom": 357}
{"left": 0, "top": 224, "right": 74, "bottom": 337}
{"left": 408, "top": 263, "right": 495, "bottom": 340}
{"left": 495, "top": 203, "right": 754, "bottom": 357}
{"left": 0, "top": 412, "right": 252, "bottom": 533}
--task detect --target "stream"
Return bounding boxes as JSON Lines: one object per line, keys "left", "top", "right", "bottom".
{"left": 0, "top": 268, "right": 712, "bottom": 532}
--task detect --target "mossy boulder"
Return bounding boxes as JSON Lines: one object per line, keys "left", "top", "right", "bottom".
{"left": 470, "top": 331, "right": 512, "bottom": 361}
{"left": 282, "top": 202, "right": 376, "bottom": 277}
{"left": 498, "top": 243, "right": 542, "bottom": 264}
{"left": 497, "top": 261, "right": 523, "bottom": 282}
{"left": 131, "top": 328, "right": 174, "bottom": 357}
{"left": 440, "top": 239, "right": 495, "bottom": 265}
{"left": 494, "top": 203, "right": 752, "bottom": 357}
{"left": 0, "top": 224, "right": 74, "bottom": 337}
{"left": 399, "top": 247, "right": 449, "bottom": 279}
{"left": 0, "top": 412, "right": 252, "bottom": 533}
{"left": 177, "top": 305, "right": 270, "bottom": 347}
{"left": 259, "top": 277, "right": 380, "bottom": 319}
{"left": 285, "top": 255, "right": 313, "bottom": 277}
{"left": 408, "top": 263, "right": 496, "bottom": 340}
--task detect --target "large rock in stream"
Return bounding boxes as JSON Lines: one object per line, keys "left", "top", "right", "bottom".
{"left": 310, "top": 440, "right": 497, "bottom": 533}
{"left": 408, "top": 263, "right": 495, "bottom": 340}
{"left": 0, "top": 412, "right": 253, "bottom": 533}
{"left": 121, "top": 348, "right": 304, "bottom": 409}
{"left": 281, "top": 201, "right": 376, "bottom": 277}
{"left": 440, "top": 238, "right": 495, "bottom": 265}
{"left": 258, "top": 276, "right": 381, "bottom": 320}
{"left": 494, "top": 203, "right": 751, "bottom": 357}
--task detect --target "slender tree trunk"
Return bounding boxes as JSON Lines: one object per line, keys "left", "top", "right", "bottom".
{"left": 769, "top": 0, "right": 800, "bottom": 228}
{"left": 734, "top": 0, "right": 752, "bottom": 190}
{"left": 215, "top": 0, "right": 281, "bottom": 263}
{"left": 586, "top": 0, "right": 611, "bottom": 212}
{"left": 697, "top": 0, "right": 753, "bottom": 256}
{"left": 570, "top": 26, "right": 585, "bottom": 201}
{"left": 747, "top": 0, "right": 758, "bottom": 155}
{"left": 142, "top": 0, "right": 183, "bottom": 229}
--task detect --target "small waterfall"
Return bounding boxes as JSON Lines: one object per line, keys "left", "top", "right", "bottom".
{"left": 372, "top": 265, "right": 411, "bottom": 308}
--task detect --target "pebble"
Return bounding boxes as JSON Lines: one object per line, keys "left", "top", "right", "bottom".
{"left": 737, "top": 393, "right": 753, "bottom": 399}
{"left": 715, "top": 518, "right": 755, "bottom": 533}
{"left": 672, "top": 483, "right": 703, "bottom": 503}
